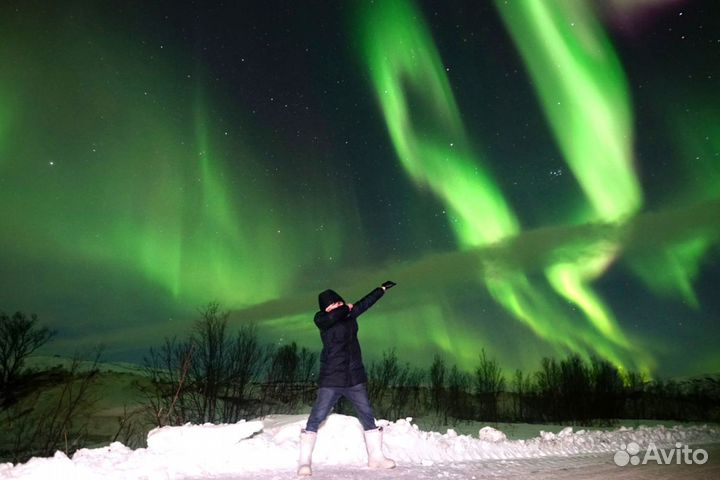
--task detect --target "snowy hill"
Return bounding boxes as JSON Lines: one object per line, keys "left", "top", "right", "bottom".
{"left": 1, "top": 414, "right": 718, "bottom": 479}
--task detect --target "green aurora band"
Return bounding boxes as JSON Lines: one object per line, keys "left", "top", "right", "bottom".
{"left": 496, "top": 0, "right": 646, "bottom": 369}
{"left": 359, "top": 0, "right": 652, "bottom": 371}
{"left": 0, "top": 97, "right": 9, "bottom": 161}
{"left": 496, "top": 0, "right": 641, "bottom": 223}
{"left": 629, "top": 101, "right": 720, "bottom": 307}
{"left": 0, "top": 10, "right": 471, "bottom": 366}
{"left": 0, "top": 22, "right": 346, "bottom": 313}
{"left": 0, "top": 1, "right": 717, "bottom": 375}
{"left": 355, "top": 0, "right": 518, "bottom": 246}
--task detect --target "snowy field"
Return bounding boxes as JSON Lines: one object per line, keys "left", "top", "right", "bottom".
{"left": 1, "top": 414, "right": 718, "bottom": 479}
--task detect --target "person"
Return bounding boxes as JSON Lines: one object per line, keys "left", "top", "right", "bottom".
{"left": 297, "top": 280, "right": 397, "bottom": 476}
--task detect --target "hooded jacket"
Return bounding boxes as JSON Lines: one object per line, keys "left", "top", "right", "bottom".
{"left": 314, "top": 287, "right": 384, "bottom": 387}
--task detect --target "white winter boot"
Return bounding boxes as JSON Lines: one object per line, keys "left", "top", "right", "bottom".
{"left": 363, "top": 427, "right": 396, "bottom": 469}
{"left": 297, "top": 430, "right": 317, "bottom": 476}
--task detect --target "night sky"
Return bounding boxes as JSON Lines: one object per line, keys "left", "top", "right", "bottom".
{"left": 1, "top": 0, "right": 718, "bottom": 378}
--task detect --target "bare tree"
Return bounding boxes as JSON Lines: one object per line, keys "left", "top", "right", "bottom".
{"left": 0, "top": 311, "right": 56, "bottom": 406}
{"left": 590, "top": 356, "right": 623, "bottom": 423}
{"left": 390, "top": 364, "right": 424, "bottom": 420}
{"left": 264, "top": 342, "right": 301, "bottom": 412}
{"left": 386, "top": 362, "right": 410, "bottom": 420}
{"left": 368, "top": 348, "right": 400, "bottom": 418}
{"left": 141, "top": 304, "right": 272, "bottom": 425}
{"left": 511, "top": 368, "right": 533, "bottom": 422}
{"left": 140, "top": 336, "right": 195, "bottom": 427}
{"left": 0, "top": 349, "right": 102, "bottom": 463}
{"left": 474, "top": 348, "right": 505, "bottom": 421}
{"left": 624, "top": 370, "right": 648, "bottom": 420}
{"left": 189, "top": 303, "right": 229, "bottom": 423}
{"left": 297, "top": 346, "right": 318, "bottom": 404}
{"left": 535, "top": 357, "right": 561, "bottom": 421}
{"left": 111, "top": 404, "right": 145, "bottom": 449}
{"left": 222, "top": 324, "right": 265, "bottom": 420}
{"left": 447, "top": 364, "right": 473, "bottom": 421}
{"left": 429, "top": 354, "right": 446, "bottom": 419}
{"left": 559, "top": 354, "right": 591, "bottom": 423}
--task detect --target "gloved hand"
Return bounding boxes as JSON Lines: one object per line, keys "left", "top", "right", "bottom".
{"left": 381, "top": 280, "right": 397, "bottom": 290}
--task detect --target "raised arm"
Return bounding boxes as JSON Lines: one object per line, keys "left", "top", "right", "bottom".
{"left": 349, "top": 287, "right": 385, "bottom": 318}
{"left": 314, "top": 304, "right": 350, "bottom": 330}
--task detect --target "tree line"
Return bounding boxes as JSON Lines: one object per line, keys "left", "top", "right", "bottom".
{"left": 2, "top": 306, "right": 719, "bottom": 463}
{"left": 139, "top": 304, "right": 720, "bottom": 428}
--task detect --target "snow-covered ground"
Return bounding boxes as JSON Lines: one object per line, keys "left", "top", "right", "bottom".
{"left": 1, "top": 414, "right": 718, "bottom": 479}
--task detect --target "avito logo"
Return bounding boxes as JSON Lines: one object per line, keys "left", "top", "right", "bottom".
{"left": 614, "top": 442, "right": 708, "bottom": 466}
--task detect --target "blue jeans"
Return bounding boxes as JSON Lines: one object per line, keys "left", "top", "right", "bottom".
{"left": 305, "top": 383, "right": 377, "bottom": 432}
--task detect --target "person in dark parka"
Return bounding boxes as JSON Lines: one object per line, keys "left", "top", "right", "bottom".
{"left": 297, "top": 281, "right": 397, "bottom": 476}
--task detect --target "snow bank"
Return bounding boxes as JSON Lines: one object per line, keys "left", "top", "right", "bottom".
{"left": 0, "top": 414, "right": 718, "bottom": 479}
{"left": 146, "top": 420, "right": 263, "bottom": 453}
{"left": 381, "top": 419, "right": 720, "bottom": 465}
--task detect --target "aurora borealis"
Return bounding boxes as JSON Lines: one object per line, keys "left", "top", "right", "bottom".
{"left": 1, "top": 0, "right": 718, "bottom": 378}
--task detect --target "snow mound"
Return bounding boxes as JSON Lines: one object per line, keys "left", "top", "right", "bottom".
{"left": 146, "top": 419, "right": 263, "bottom": 453}
{"left": 478, "top": 426, "right": 507, "bottom": 442}
{"left": 0, "top": 414, "right": 718, "bottom": 479}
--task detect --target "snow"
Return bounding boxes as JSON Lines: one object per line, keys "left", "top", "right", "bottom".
{"left": 0, "top": 414, "right": 718, "bottom": 479}
{"left": 477, "top": 427, "right": 507, "bottom": 443}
